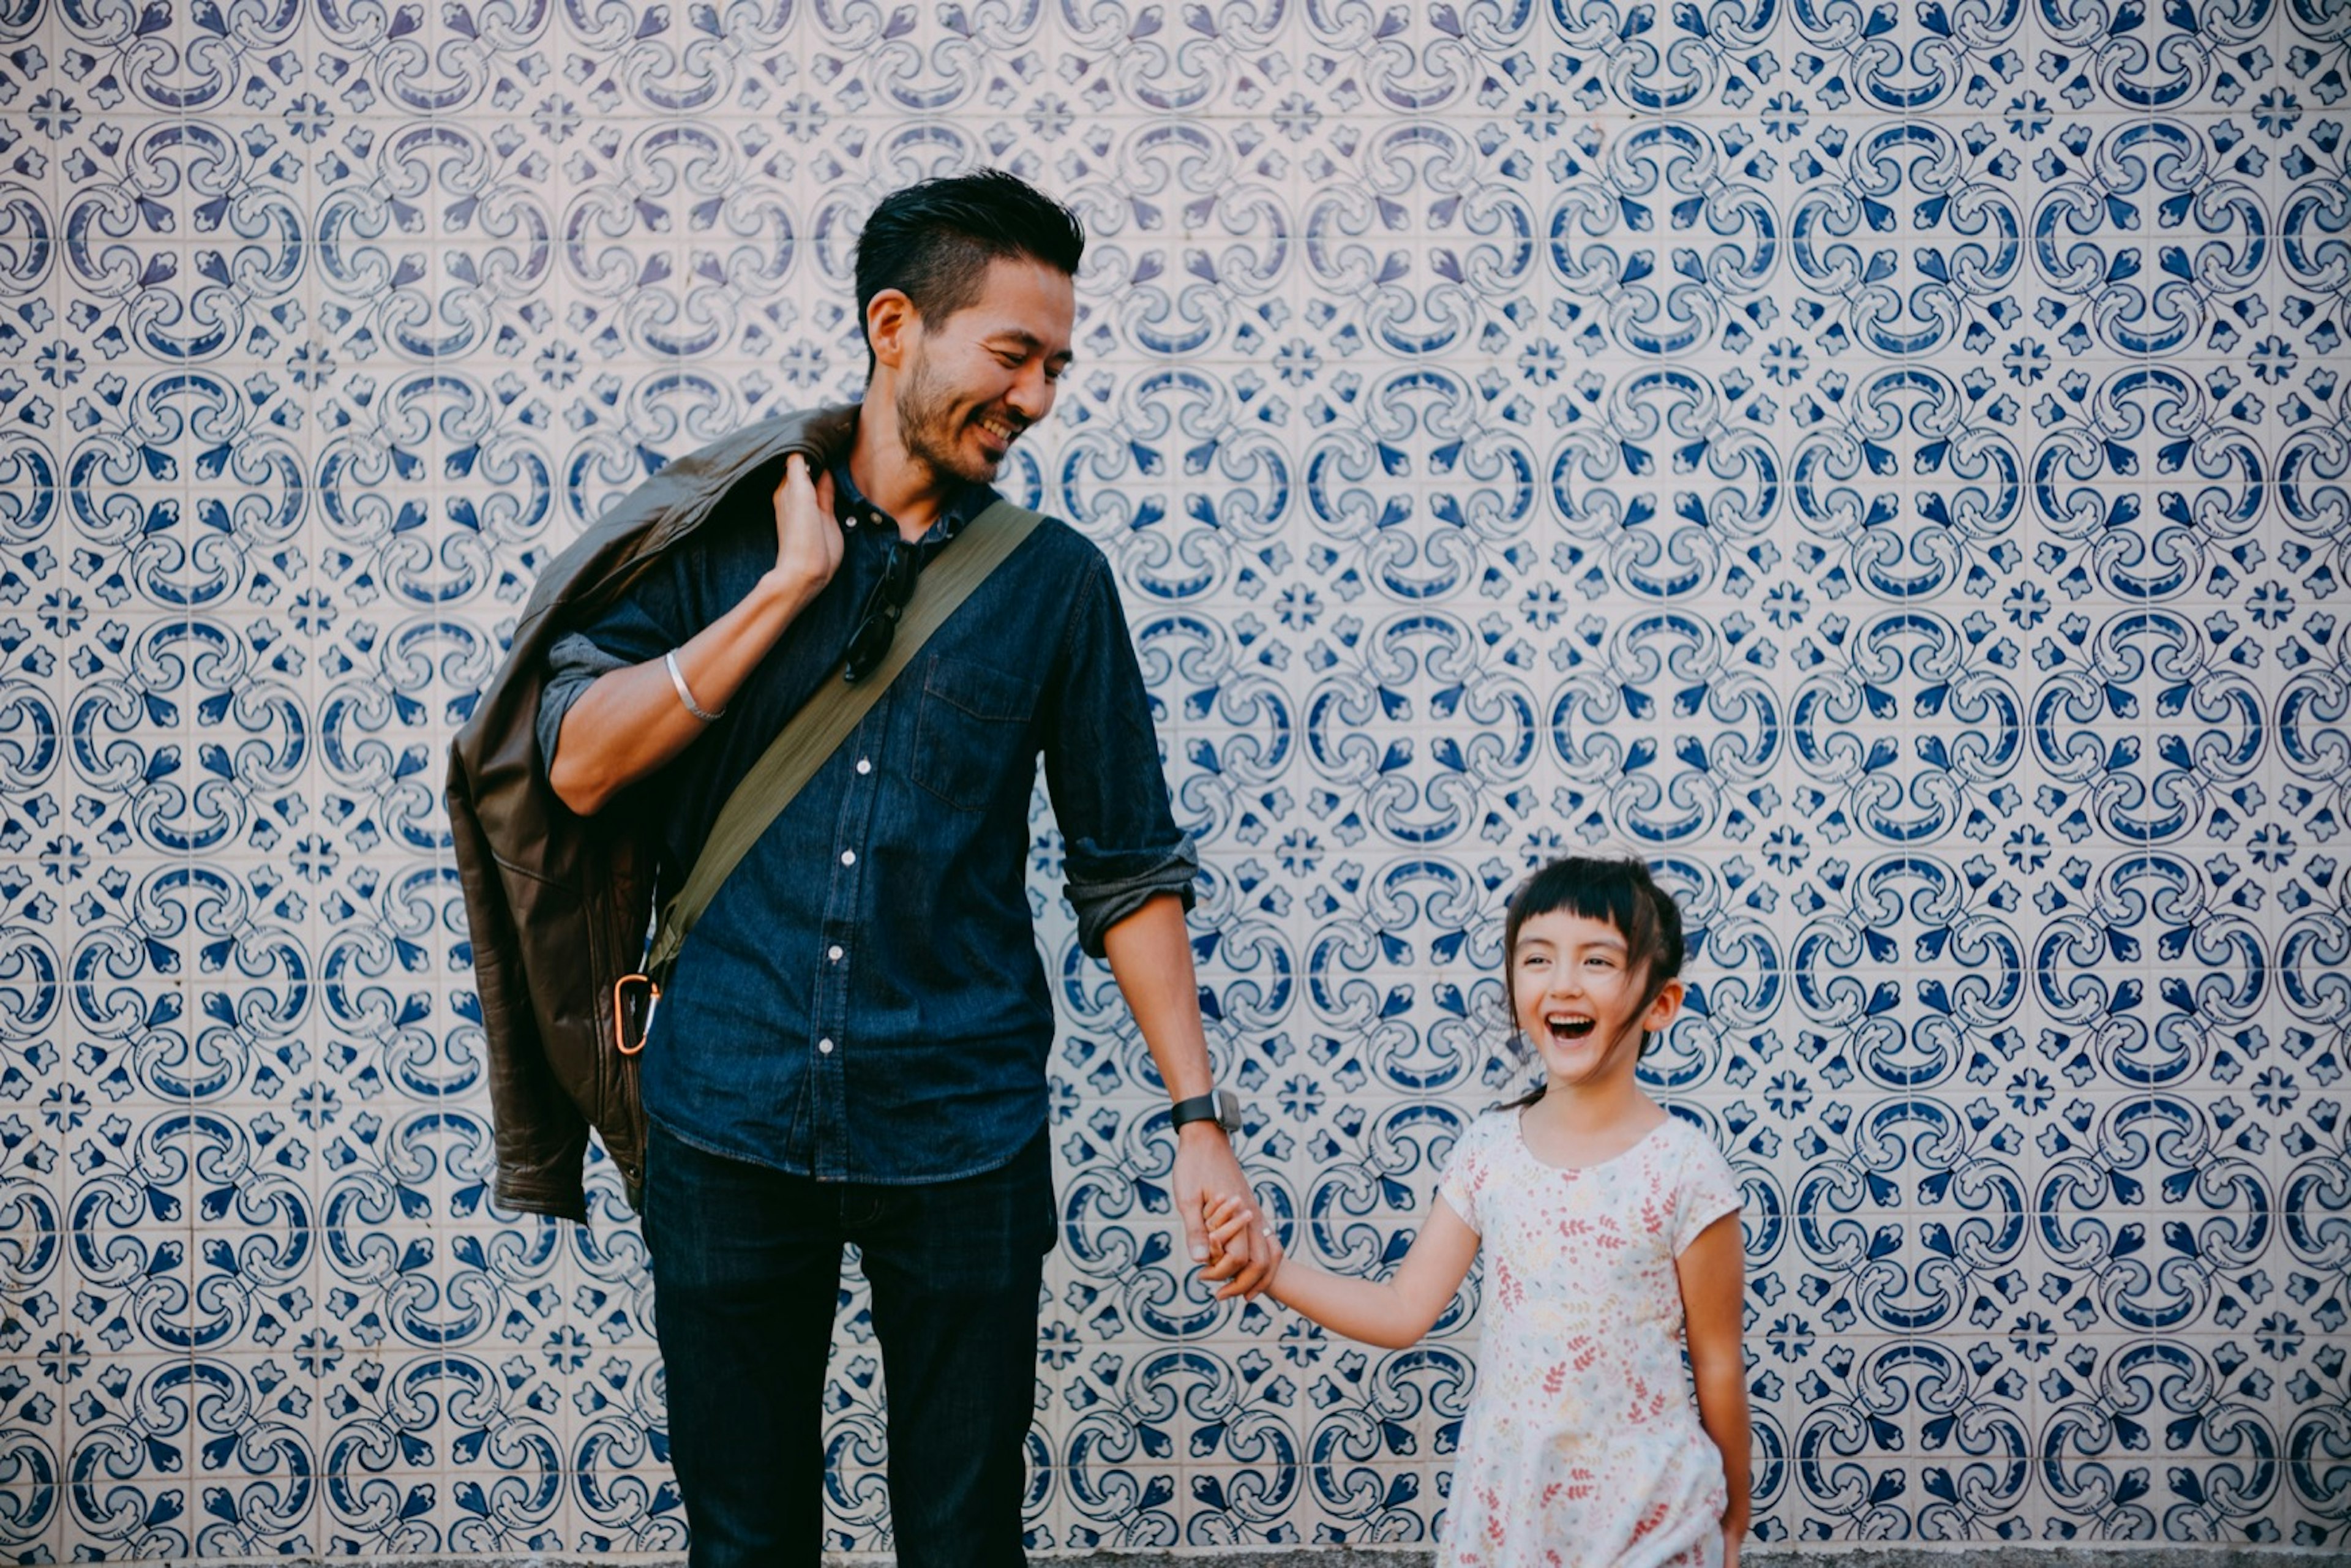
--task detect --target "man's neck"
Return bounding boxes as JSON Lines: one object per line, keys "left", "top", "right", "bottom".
{"left": 846, "top": 394, "right": 951, "bottom": 543}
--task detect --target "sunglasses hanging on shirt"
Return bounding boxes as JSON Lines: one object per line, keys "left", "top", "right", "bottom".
{"left": 841, "top": 538, "right": 921, "bottom": 683}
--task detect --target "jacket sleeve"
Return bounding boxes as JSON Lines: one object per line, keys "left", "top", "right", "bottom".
{"left": 446, "top": 748, "right": 593, "bottom": 1220}
{"left": 1040, "top": 550, "right": 1200, "bottom": 956}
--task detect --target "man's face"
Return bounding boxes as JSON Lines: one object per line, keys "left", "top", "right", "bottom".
{"left": 893, "top": 255, "right": 1076, "bottom": 486}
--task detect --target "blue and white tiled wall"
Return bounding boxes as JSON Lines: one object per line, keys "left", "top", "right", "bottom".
{"left": 3, "top": 0, "right": 2350, "bottom": 1556}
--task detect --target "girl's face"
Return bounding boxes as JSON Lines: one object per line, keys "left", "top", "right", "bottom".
{"left": 1510, "top": 909, "right": 1685, "bottom": 1090}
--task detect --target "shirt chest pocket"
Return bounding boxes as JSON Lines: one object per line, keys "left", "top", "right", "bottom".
{"left": 912, "top": 653, "right": 1043, "bottom": 811}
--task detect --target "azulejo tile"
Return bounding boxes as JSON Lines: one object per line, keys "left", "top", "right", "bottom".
{"left": 10, "top": 0, "right": 2350, "bottom": 1550}
{"left": 162, "top": 1347, "right": 325, "bottom": 1559}
{"left": 0, "top": 1300, "right": 66, "bottom": 1555}
{"left": 56, "top": 1348, "right": 201, "bottom": 1561}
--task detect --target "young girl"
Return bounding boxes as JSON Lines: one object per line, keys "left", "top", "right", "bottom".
{"left": 1208, "top": 855, "right": 1750, "bottom": 1568}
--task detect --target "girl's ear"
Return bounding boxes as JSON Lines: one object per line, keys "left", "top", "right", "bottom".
{"left": 1641, "top": 977, "right": 1685, "bottom": 1035}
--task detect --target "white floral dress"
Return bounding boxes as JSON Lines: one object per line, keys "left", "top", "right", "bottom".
{"left": 1436, "top": 1109, "right": 1743, "bottom": 1568}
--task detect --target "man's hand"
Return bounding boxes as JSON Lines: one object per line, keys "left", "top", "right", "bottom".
{"left": 1176, "top": 1123, "right": 1277, "bottom": 1299}
{"left": 768, "top": 452, "right": 841, "bottom": 598}
{"left": 549, "top": 450, "right": 839, "bottom": 816}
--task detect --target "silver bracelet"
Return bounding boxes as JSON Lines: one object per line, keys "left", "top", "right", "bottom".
{"left": 664, "top": 648, "right": 724, "bottom": 722}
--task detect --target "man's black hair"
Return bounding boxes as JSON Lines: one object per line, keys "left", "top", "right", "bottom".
{"left": 853, "top": 170, "right": 1086, "bottom": 373}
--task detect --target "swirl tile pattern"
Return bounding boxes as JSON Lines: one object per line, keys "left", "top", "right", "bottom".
{"left": 0, "top": 0, "right": 2348, "bottom": 1554}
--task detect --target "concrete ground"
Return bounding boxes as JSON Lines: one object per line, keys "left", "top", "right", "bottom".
{"left": 167, "top": 1549, "right": 2343, "bottom": 1567}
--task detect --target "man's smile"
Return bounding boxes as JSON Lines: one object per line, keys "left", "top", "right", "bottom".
{"left": 973, "top": 411, "right": 1024, "bottom": 456}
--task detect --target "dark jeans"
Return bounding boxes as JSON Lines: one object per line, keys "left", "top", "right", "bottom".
{"left": 642, "top": 1119, "right": 1056, "bottom": 1568}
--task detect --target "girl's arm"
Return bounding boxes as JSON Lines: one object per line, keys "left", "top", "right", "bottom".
{"left": 1206, "top": 1194, "right": 1480, "bottom": 1349}
{"left": 1678, "top": 1211, "right": 1751, "bottom": 1565}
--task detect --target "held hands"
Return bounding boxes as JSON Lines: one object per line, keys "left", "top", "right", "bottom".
{"left": 768, "top": 452, "right": 841, "bottom": 599}
{"left": 1202, "top": 1192, "right": 1284, "bottom": 1301}
{"left": 1172, "top": 1122, "right": 1280, "bottom": 1300}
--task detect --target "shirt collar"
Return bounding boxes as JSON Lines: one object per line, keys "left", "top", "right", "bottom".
{"left": 828, "top": 454, "right": 995, "bottom": 548}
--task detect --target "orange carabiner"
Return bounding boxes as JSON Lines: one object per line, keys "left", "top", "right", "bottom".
{"left": 612, "top": 972, "right": 660, "bottom": 1057}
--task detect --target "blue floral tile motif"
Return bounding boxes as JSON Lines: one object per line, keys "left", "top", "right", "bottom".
{"left": 1, "top": 0, "right": 2349, "bottom": 1553}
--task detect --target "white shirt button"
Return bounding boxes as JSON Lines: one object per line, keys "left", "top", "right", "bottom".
{"left": 840, "top": 849, "right": 856, "bottom": 866}
{"left": 828, "top": 945, "right": 844, "bottom": 961}
{"left": 817, "top": 1038, "right": 834, "bottom": 1054}
{"left": 856, "top": 758, "right": 872, "bottom": 775}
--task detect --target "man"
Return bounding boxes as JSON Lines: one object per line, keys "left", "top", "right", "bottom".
{"left": 534, "top": 171, "right": 1276, "bottom": 1564}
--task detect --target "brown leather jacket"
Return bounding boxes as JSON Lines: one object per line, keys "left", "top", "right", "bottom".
{"left": 448, "top": 404, "right": 857, "bottom": 1220}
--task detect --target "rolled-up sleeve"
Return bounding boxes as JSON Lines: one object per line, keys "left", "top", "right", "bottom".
{"left": 1066, "top": 836, "right": 1201, "bottom": 957}
{"left": 536, "top": 632, "right": 633, "bottom": 776}
{"left": 1041, "top": 552, "right": 1199, "bottom": 956}
{"left": 533, "top": 534, "right": 708, "bottom": 782}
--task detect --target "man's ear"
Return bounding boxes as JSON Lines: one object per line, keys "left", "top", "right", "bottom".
{"left": 865, "top": 289, "right": 919, "bottom": 372}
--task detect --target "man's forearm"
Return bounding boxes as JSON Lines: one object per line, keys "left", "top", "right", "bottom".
{"left": 549, "top": 571, "right": 819, "bottom": 816}
{"left": 1098, "top": 893, "right": 1215, "bottom": 1101}
{"left": 1101, "top": 891, "right": 1278, "bottom": 1291}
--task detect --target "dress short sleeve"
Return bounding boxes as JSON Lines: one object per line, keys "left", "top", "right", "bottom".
{"left": 1436, "top": 1112, "right": 1501, "bottom": 1235}
{"left": 1671, "top": 1123, "right": 1744, "bottom": 1256}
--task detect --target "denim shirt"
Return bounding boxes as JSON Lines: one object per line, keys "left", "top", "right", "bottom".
{"left": 538, "top": 456, "right": 1197, "bottom": 1182}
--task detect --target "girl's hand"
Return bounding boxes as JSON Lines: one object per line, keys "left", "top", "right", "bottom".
{"left": 1722, "top": 1528, "right": 1739, "bottom": 1568}
{"left": 1203, "top": 1195, "right": 1280, "bottom": 1299}
{"left": 1202, "top": 1193, "right": 1250, "bottom": 1251}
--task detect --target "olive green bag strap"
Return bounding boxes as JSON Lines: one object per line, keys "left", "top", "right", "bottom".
{"left": 641, "top": 498, "right": 1044, "bottom": 983}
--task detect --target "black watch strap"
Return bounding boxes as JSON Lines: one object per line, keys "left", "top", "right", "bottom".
{"left": 1170, "top": 1088, "right": 1239, "bottom": 1134}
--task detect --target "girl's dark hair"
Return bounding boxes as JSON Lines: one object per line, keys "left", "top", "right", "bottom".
{"left": 853, "top": 169, "right": 1086, "bottom": 373}
{"left": 1503, "top": 855, "right": 1685, "bottom": 1105}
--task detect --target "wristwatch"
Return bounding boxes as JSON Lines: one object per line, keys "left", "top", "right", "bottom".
{"left": 1170, "top": 1087, "right": 1240, "bottom": 1136}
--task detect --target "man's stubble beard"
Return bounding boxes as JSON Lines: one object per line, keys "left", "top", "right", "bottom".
{"left": 894, "top": 342, "right": 1002, "bottom": 488}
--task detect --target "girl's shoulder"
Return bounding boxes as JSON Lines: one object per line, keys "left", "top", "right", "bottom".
{"left": 1651, "top": 1108, "right": 1736, "bottom": 1168}
{"left": 1437, "top": 1105, "right": 1522, "bottom": 1187}
{"left": 1467, "top": 1104, "right": 1521, "bottom": 1135}
{"left": 1447, "top": 1105, "right": 1518, "bottom": 1164}
{"left": 1651, "top": 1110, "right": 1745, "bottom": 1220}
